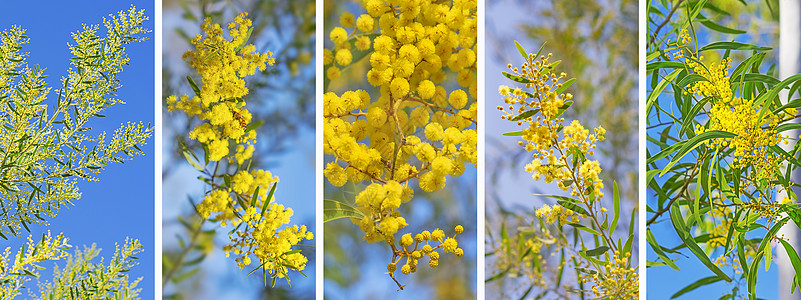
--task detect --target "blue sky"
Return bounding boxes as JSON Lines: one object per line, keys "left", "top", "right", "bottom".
{"left": 0, "top": 0, "right": 155, "bottom": 297}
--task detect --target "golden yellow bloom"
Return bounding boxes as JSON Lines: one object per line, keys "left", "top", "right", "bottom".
{"left": 324, "top": 0, "right": 476, "bottom": 289}
{"left": 169, "top": 13, "right": 312, "bottom": 282}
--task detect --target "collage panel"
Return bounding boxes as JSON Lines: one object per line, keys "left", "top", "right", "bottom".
{"left": 484, "top": 0, "right": 639, "bottom": 299}
{"left": 322, "top": 0, "right": 478, "bottom": 299}
{"left": 0, "top": 1, "right": 155, "bottom": 299}
{"left": 647, "top": 1, "right": 801, "bottom": 299}
{"left": 18, "top": 1, "right": 801, "bottom": 299}
{"left": 161, "top": 0, "right": 316, "bottom": 299}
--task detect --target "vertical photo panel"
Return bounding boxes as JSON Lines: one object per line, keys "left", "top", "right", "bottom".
{"left": 646, "top": 1, "right": 801, "bottom": 299}
{"left": 322, "top": 0, "right": 478, "bottom": 299}
{"left": 161, "top": 1, "right": 316, "bottom": 299}
{"left": 0, "top": 1, "right": 155, "bottom": 298}
{"left": 484, "top": 1, "right": 639, "bottom": 299}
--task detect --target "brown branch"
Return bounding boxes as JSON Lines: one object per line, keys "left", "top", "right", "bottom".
{"left": 404, "top": 96, "right": 477, "bottom": 125}
{"left": 648, "top": 0, "right": 687, "bottom": 48}
{"left": 324, "top": 111, "right": 366, "bottom": 118}
{"left": 646, "top": 166, "right": 698, "bottom": 226}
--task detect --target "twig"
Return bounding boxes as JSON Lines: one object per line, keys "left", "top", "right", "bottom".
{"left": 648, "top": 0, "right": 687, "bottom": 48}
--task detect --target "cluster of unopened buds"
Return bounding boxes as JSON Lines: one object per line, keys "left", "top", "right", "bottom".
{"left": 384, "top": 225, "right": 464, "bottom": 290}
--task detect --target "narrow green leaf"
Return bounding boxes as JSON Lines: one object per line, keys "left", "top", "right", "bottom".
{"left": 584, "top": 246, "right": 609, "bottom": 257}
{"left": 511, "top": 109, "right": 539, "bottom": 121}
{"left": 748, "top": 218, "right": 789, "bottom": 295}
{"left": 670, "top": 203, "right": 731, "bottom": 282}
{"left": 609, "top": 181, "right": 620, "bottom": 237}
{"left": 779, "top": 239, "right": 801, "bottom": 296}
{"left": 567, "top": 222, "right": 601, "bottom": 236}
{"left": 671, "top": 276, "right": 724, "bottom": 298}
{"left": 557, "top": 200, "right": 589, "bottom": 216}
{"left": 699, "top": 20, "right": 746, "bottom": 35}
{"left": 502, "top": 72, "right": 532, "bottom": 84}
{"left": 554, "top": 78, "right": 576, "bottom": 96}
{"left": 647, "top": 229, "right": 679, "bottom": 270}
{"left": 514, "top": 40, "right": 528, "bottom": 61}
{"left": 660, "top": 130, "right": 735, "bottom": 177}
{"left": 260, "top": 183, "right": 278, "bottom": 217}
{"left": 186, "top": 76, "right": 200, "bottom": 96}
{"left": 698, "top": 42, "right": 771, "bottom": 52}
{"left": 323, "top": 199, "right": 365, "bottom": 222}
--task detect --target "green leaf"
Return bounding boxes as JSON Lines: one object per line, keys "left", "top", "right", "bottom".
{"left": 556, "top": 200, "right": 589, "bottom": 216}
{"left": 260, "top": 183, "right": 278, "bottom": 217}
{"left": 698, "top": 42, "right": 771, "bottom": 52}
{"left": 747, "top": 217, "right": 789, "bottom": 296}
{"left": 567, "top": 222, "right": 601, "bottom": 236}
{"left": 731, "top": 73, "right": 781, "bottom": 86}
{"left": 186, "top": 76, "right": 200, "bottom": 96}
{"left": 647, "top": 69, "right": 681, "bottom": 114}
{"left": 249, "top": 186, "right": 261, "bottom": 208}
{"left": 233, "top": 26, "right": 254, "bottom": 53}
{"left": 694, "top": 160, "right": 704, "bottom": 228}
{"left": 610, "top": 181, "right": 620, "bottom": 237}
{"left": 646, "top": 61, "right": 685, "bottom": 71}
{"left": 699, "top": 20, "right": 746, "bottom": 35}
{"left": 554, "top": 78, "right": 576, "bottom": 96}
{"left": 539, "top": 60, "right": 562, "bottom": 75}
{"left": 244, "top": 120, "right": 264, "bottom": 133}
{"left": 660, "top": 130, "right": 735, "bottom": 177}
{"left": 182, "top": 150, "right": 204, "bottom": 171}
{"left": 779, "top": 238, "right": 801, "bottom": 294}
{"left": 511, "top": 101, "right": 573, "bottom": 121}
{"left": 677, "top": 74, "right": 707, "bottom": 88}
{"left": 514, "top": 40, "right": 528, "bottom": 61}
{"left": 502, "top": 72, "right": 532, "bottom": 84}
{"left": 502, "top": 130, "right": 524, "bottom": 136}
{"left": 781, "top": 205, "right": 801, "bottom": 226}
{"left": 533, "top": 42, "right": 546, "bottom": 60}
{"left": 755, "top": 73, "right": 801, "bottom": 121}
{"left": 671, "top": 276, "right": 725, "bottom": 298}
{"left": 670, "top": 203, "right": 731, "bottom": 282}
{"left": 583, "top": 246, "right": 609, "bottom": 257}
{"left": 647, "top": 229, "right": 679, "bottom": 270}
{"left": 173, "top": 268, "right": 200, "bottom": 283}
{"left": 323, "top": 199, "right": 365, "bottom": 222}
{"left": 485, "top": 266, "right": 511, "bottom": 282}
{"left": 511, "top": 109, "right": 539, "bottom": 121}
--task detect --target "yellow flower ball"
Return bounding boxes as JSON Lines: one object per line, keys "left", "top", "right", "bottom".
{"left": 335, "top": 48, "right": 353, "bottom": 66}
{"left": 330, "top": 27, "right": 348, "bottom": 45}
{"left": 356, "top": 14, "right": 375, "bottom": 32}
{"left": 448, "top": 89, "right": 468, "bottom": 109}
{"left": 417, "top": 80, "right": 436, "bottom": 99}
{"left": 340, "top": 11, "right": 355, "bottom": 28}
{"left": 390, "top": 77, "right": 410, "bottom": 98}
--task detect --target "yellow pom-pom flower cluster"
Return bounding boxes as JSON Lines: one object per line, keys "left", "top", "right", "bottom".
{"left": 324, "top": 0, "right": 476, "bottom": 289}
{"left": 498, "top": 53, "right": 606, "bottom": 203}
{"left": 386, "top": 226, "right": 464, "bottom": 290}
{"left": 166, "top": 12, "right": 273, "bottom": 163}
{"left": 689, "top": 56, "right": 794, "bottom": 183}
{"left": 497, "top": 44, "right": 637, "bottom": 299}
{"left": 167, "top": 13, "right": 312, "bottom": 282}
{"left": 713, "top": 255, "right": 744, "bottom": 274}
{"left": 0, "top": 231, "right": 69, "bottom": 298}
{"left": 535, "top": 204, "right": 583, "bottom": 224}
{"left": 580, "top": 251, "right": 638, "bottom": 300}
